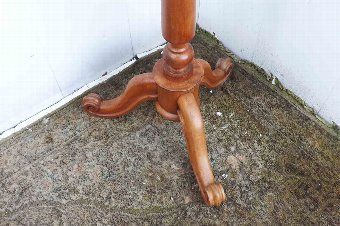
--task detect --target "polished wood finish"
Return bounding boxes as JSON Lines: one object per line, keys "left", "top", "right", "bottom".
{"left": 82, "top": 0, "right": 233, "bottom": 207}
{"left": 83, "top": 73, "right": 157, "bottom": 118}
{"left": 178, "top": 93, "right": 226, "bottom": 206}
{"left": 162, "top": 0, "right": 196, "bottom": 44}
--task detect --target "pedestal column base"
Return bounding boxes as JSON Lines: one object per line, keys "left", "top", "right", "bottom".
{"left": 82, "top": 56, "right": 233, "bottom": 207}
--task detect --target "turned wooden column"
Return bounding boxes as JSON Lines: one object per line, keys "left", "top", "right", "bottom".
{"left": 155, "top": 0, "right": 200, "bottom": 121}
{"left": 82, "top": 0, "right": 233, "bottom": 207}
{"left": 162, "top": 0, "right": 195, "bottom": 77}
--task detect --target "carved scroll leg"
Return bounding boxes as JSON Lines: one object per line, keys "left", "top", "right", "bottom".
{"left": 82, "top": 73, "right": 157, "bottom": 118}
{"left": 178, "top": 93, "right": 226, "bottom": 206}
{"left": 197, "top": 58, "right": 234, "bottom": 89}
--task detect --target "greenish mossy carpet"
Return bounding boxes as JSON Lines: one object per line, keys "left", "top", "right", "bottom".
{"left": 0, "top": 29, "right": 339, "bottom": 225}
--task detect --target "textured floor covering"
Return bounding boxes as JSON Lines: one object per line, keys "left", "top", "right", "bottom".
{"left": 0, "top": 30, "right": 339, "bottom": 225}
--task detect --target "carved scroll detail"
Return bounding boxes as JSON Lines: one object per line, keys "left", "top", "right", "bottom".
{"left": 82, "top": 73, "right": 157, "bottom": 118}
{"left": 198, "top": 58, "right": 234, "bottom": 89}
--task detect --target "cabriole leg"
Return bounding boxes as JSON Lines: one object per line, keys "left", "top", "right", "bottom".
{"left": 82, "top": 73, "right": 157, "bottom": 118}
{"left": 178, "top": 93, "right": 226, "bottom": 206}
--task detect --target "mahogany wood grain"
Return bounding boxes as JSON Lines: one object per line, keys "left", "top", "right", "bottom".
{"left": 198, "top": 58, "right": 234, "bottom": 88}
{"left": 162, "top": 0, "right": 196, "bottom": 44}
{"left": 178, "top": 93, "right": 226, "bottom": 206}
{"left": 82, "top": 0, "right": 234, "bottom": 206}
{"left": 82, "top": 73, "right": 157, "bottom": 118}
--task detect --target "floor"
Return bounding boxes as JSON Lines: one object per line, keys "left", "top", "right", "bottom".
{"left": 0, "top": 29, "right": 339, "bottom": 225}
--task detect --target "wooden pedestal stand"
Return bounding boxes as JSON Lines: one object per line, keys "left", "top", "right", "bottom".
{"left": 82, "top": 0, "right": 233, "bottom": 207}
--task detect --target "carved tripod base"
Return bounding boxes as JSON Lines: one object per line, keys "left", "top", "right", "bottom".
{"left": 82, "top": 55, "right": 233, "bottom": 207}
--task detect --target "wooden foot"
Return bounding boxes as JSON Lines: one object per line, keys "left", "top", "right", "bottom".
{"left": 178, "top": 93, "right": 226, "bottom": 207}
{"left": 82, "top": 73, "right": 157, "bottom": 118}
{"left": 198, "top": 58, "right": 234, "bottom": 89}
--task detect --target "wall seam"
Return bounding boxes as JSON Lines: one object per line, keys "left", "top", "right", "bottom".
{"left": 126, "top": 4, "right": 136, "bottom": 56}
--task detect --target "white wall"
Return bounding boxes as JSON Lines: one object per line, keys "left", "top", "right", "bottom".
{"left": 198, "top": 0, "right": 340, "bottom": 125}
{"left": 1, "top": 0, "right": 339, "bottom": 134}
{"left": 0, "top": 0, "right": 164, "bottom": 133}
